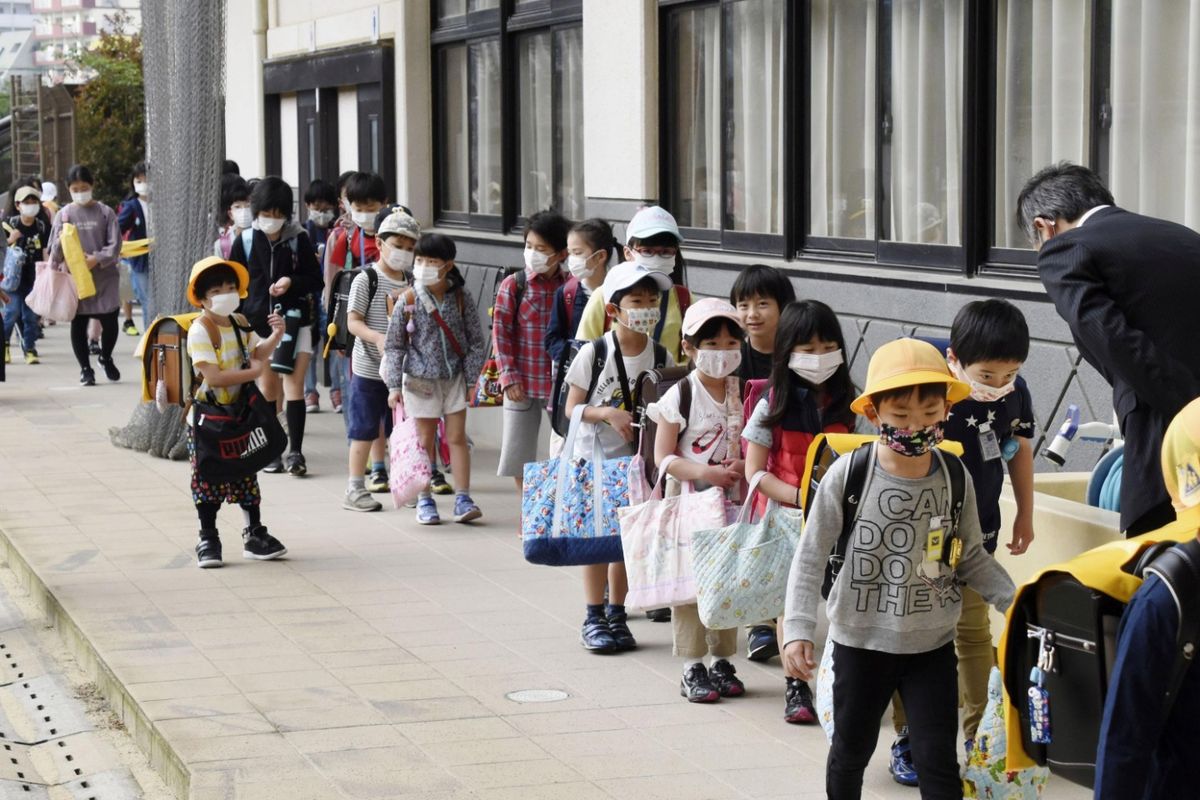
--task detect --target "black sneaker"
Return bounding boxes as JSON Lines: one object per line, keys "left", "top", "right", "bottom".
{"left": 79, "top": 367, "right": 96, "bottom": 386}
{"left": 709, "top": 659, "right": 745, "bottom": 698}
{"left": 580, "top": 617, "right": 618, "bottom": 653}
{"left": 285, "top": 452, "right": 307, "bottom": 477}
{"left": 429, "top": 469, "right": 453, "bottom": 495}
{"left": 365, "top": 467, "right": 389, "bottom": 493}
{"left": 646, "top": 608, "right": 672, "bottom": 623}
{"left": 87, "top": 339, "right": 101, "bottom": 355}
{"left": 605, "top": 610, "right": 637, "bottom": 651}
{"left": 98, "top": 356, "right": 120, "bottom": 382}
{"left": 196, "top": 533, "right": 223, "bottom": 569}
{"left": 680, "top": 663, "right": 720, "bottom": 703}
{"left": 784, "top": 677, "right": 817, "bottom": 724}
{"left": 262, "top": 457, "right": 285, "bottom": 474}
{"left": 242, "top": 525, "right": 287, "bottom": 560}
{"left": 747, "top": 624, "right": 780, "bottom": 662}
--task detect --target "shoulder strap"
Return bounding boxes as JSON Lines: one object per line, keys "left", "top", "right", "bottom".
{"left": 514, "top": 269, "right": 527, "bottom": 309}
{"left": 366, "top": 267, "right": 378, "bottom": 305}
{"left": 584, "top": 335, "right": 608, "bottom": 405}
{"left": 826, "top": 444, "right": 875, "bottom": 590}
{"left": 563, "top": 277, "right": 579, "bottom": 331}
{"left": 676, "top": 285, "right": 691, "bottom": 312}
{"left": 422, "top": 286, "right": 466, "bottom": 360}
{"left": 652, "top": 342, "right": 668, "bottom": 369}
{"left": 610, "top": 334, "right": 634, "bottom": 412}
{"left": 654, "top": 291, "right": 669, "bottom": 341}
{"left": 1144, "top": 538, "right": 1200, "bottom": 725}
{"left": 197, "top": 314, "right": 221, "bottom": 351}
{"left": 942, "top": 451, "right": 967, "bottom": 535}
{"left": 678, "top": 372, "right": 693, "bottom": 423}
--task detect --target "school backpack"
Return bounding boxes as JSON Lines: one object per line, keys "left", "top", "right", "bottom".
{"left": 634, "top": 367, "right": 693, "bottom": 486}
{"left": 1001, "top": 534, "right": 1200, "bottom": 788}
{"left": 327, "top": 267, "right": 379, "bottom": 353}
{"left": 576, "top": 334, "right": 668, "bottom": 417}
{"left": 138, "top": 312, "right": 252, "bottom": 411}
{"left": 798, "top": 433, "right": 966, "bottom": 599}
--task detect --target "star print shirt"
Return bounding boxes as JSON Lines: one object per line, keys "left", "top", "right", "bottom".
{"left": 782, "top": 448, "right": 1015, "bottom": 654}
{"left": 943, "top": 376, "right": 1035, "bottom": 552}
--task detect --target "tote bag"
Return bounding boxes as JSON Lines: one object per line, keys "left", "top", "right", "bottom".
{"left": 388, "top": 405, "right": 433, "bottom": 508}
{"left": 26, "top": 262, "right": 78, "bottom": 322}
{"left": 522, "top": 405, "right": 632, "bottom": 566}
{"left": 691, "top": 471, "right": 803, "bottom": 630}
{"left": 619, "top": 455, "right": 729, "bottom": 611}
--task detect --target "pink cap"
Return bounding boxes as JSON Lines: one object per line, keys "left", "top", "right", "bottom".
{"left": 682, "top": 297, "right": 743, "bottom": 337}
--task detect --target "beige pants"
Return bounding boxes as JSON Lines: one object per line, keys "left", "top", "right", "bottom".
{"left": 891, "top": 587, "right": 994, "bottom": 739}
{"left": 672, "top": 603, "right": 738, "bottom": 659}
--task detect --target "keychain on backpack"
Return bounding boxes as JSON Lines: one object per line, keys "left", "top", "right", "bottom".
{"left": 1028, "top": 638, "right": 1053, "bottom": 745}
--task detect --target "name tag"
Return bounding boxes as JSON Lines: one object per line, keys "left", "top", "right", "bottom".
{"left": 979, "top": 422, "right": 1002, "bottom": 462}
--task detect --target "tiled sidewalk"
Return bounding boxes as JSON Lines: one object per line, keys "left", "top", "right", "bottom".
{"left": 0, "top": 331, "right": 1090, "bottom": 799}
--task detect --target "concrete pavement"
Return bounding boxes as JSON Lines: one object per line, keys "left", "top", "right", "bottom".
{"left": 0, "top": 328, "right": 1090, "bottom": 799}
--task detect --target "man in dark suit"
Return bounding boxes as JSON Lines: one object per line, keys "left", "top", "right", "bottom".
{"left": 1018, "top": 162, "right": 1200, "bottom": 536}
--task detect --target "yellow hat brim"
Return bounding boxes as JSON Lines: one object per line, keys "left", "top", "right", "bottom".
{"left": 187, "top": 258, "right": 250, "bottom": 308}
{"left": 850, "top": 372, "right": 972, "bottom": 415}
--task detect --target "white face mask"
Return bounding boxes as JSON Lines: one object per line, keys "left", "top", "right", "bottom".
{"left": 385, "top": 247, "right": 415, "bottom": 272}
{"left": 618, "top": 306, "right": 661, "bottom": 335}
{"left": 694, "top": 349, "right": 742, "bottom": 380}
{"left": 308, "top": 209, "right": 334, "bottom": 227}
{"left": 948, "top": 358, "right": 1017, "bottom": 403}
{"left": 524, "top": 247, "right": 556, "bottom": 275}
{"left": 231, "top": 206, "right": 253, "bottom": 228}
{"left": 567, "top": 252, "right": 597, "bottom": 280}
{"left": 413, "top": 262, "right": 442, "bottom": 286}
{"left": 134, "top": 181, "right": 149, "bottom": 197}
{"left": 206, "top": 291, "right": 240, "bottom": 317}
{"left": 257, "top": 215, "right": 284, "bottom": 236}
{"left": 71, "top": 190, "right": 93, "bottom": 205}
{"left": 789, "top": 349, "right": 844, "bottom": 385}
{"left": 633, "top": 251, "right": 675, "bottom": 274}
{"left": 351, "top": 210, "right": 377, "bottom": 232}
{"left": 18, "top": 202, "right": 39, "bottom": 220}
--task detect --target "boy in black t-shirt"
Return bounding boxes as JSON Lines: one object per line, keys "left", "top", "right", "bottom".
{"left": 3, "top": 185, "right": 50, "bottom": 366}
{"left": 730, "top": 265, "right": 795, "bottom": 384}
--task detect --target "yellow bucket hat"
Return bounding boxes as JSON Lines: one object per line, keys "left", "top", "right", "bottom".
{"left": 1161, "top": 397, "right": 1200, "bottom": 526}
{"left": 186, "top": 256, "right": 250, "bottom": 308}
{"left": 850, "top": 338, "right": 971, "bottom": 415}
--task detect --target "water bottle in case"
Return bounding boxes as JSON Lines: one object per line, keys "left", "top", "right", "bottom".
{"left": 271, "top": 305, "right": 303, "bottom": 374}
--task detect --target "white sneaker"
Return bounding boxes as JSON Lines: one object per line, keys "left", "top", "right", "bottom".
{"left": 343, "top": 487, "right": 382, "bottom": 512}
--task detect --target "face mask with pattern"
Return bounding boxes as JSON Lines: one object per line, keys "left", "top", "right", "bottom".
{"left": 878, "top": 421, "right": 945, "bottom": 457}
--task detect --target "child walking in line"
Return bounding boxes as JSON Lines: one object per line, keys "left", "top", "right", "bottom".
{"left": 741, "top": 300, "right": 857, "bottom": 724}
{"left": 384, "top": 233, "right": 487, "bottom": 525}
{"left": 564, "top": 262, "right": 673, "bottom": 653}
{"left": 3, "top": 182, "right": 49, "bottom": 366}
{"left": 116, "top": 161, "right": 151, "bottom": 333}
{"left": 782, "top": 338, "right": 1015, "bottom": 800}
{"left": 185, "top": 257, "right": 288, "bottom": 569}
{"left": 214, "top": 173, "right": 251, "bottom": 260}
{"left": 648, "top": 298, "right": 748, "bottom": 702}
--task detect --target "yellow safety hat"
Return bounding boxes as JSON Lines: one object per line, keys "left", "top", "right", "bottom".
{"left": 1162, "top": 396, "right": 1200, "bottom": 526}
{"left": 850, "top": 337, "right": 971, "bottom": 415}
{"left": 186, "top": 256, "right": 250, "bottom": 308}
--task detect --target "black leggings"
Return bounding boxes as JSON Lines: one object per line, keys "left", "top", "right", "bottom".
{"left": 70, "top": 311, "right": 118, "bottom": 369}
{"left": 197, "top": 502, "right": 261, "bottom": 532}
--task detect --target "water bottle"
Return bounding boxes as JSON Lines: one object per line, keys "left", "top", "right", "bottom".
{"left": 271, "top": 304, "right": 303, "bottom": 374}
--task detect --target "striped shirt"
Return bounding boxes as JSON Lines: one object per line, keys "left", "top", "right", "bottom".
{"left": 348, "top": 264, "right": 407, "bottom": 380}
{"left": 187, "top": 318, "right": 260, "bottom": 406}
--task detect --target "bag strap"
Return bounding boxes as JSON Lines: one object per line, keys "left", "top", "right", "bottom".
{"left": 827, "top": 443, "right": 875, "bottom": 586}
{"left": 1144, "top": 537, "right": 1200, "bottom": 726}
{"left": 421, "top": 286, "right": 466, "bottom": 361}
{"left": 653, "top": 291, "right": 669, "bottom": 342}
{"left": 678, "top": 372, "right": 692, "bottom": 424}
{"left": 611, "top": 334, "right": 634, "bottom": 413}
{"left": 562, "top": 277, "right": 580, "bottom": 332}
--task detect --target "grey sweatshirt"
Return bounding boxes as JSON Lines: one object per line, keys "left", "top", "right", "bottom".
{"left": 47, "top": 201, "right": 122, "bottom": 316}
{"left": 783, "top": 446, "right": 1016, "bottom": 654}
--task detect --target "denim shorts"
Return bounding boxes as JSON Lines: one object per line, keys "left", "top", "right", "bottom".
{"left": 346, "top": 374, "right": 394, "bottom": 442}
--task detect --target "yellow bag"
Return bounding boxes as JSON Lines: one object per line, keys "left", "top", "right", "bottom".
{"left": 121, "top": 238, "right": 153, "bottom": 258}
{"left": 59, "top": 222, "right": 96, "bottom": 300}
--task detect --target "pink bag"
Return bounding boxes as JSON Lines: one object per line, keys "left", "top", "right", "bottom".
{"left": 388, "top": 405, "right": 433, "bottom": 508}
{"left": 26, "top": 262, "right": 78, "bottom": 322}
{"left": 618, "top": 455, "right": 730, "bottom": 611}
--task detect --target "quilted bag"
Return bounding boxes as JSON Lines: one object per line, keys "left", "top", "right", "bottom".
{"left": 691, "top": 471, "right": 803, "bottom": 630}
{"left": 26, "top": 262, "right": 78, "bottom": 322}
{"left": 522, "top": 405, "right": 632, "bottom": 566}
{"left": 389, "top": 405, "right": 433, "bottom": 508}
{"left": 618, "top": 456, "right": 729, "bottom": 611}
{"left": 962, "top": 667, "right": 1050, "bottom": 798}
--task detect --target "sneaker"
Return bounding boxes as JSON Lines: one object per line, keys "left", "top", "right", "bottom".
{"left": 242, "top": 525, "right": 287, "bottom": 560}
{"left": 453, "top": 494, "right": 482, "bottom": 523}
{"left": 605, "top": 610, "right": 637, "bottom": 651}
{"left": 285, "top": 452, "right": 307, "bottom": 476}
{"left": 680, "top": 663, "right": 720, "bottom": 703}
{"left": 98, "top": 356, "right": 120, "bottom": 382}
{"left": 88, "top": 339, "right": 101, "bottom": 355}
{"left": 747, "top": 624, "right": 780, "bottom": 662}
{"left": 646, "top": 608, "right": 672, "bottom": 623}
{"left": 416, "top": 496, "right": 441, "bottom": 525}
{"left": 889, "top": 730, "right": 919, "bottom": 787}
{"left": 122, "top": 318, "right": 139, "bottom": 336}
{"left": 262, "top": 457, "right": 285, "bottom": 474}
{"left": 79, "top": 367, "right": 96, "bottom": 386}
{"left": 305, "top": 391, "right": 320, "bottom": 413}
{"left": 23, "top": 350, "right": 39, "bottom": 365}
{"left": 365, "top": 468, "right": 389, "bottom": 494}
{"left": 580, "top": 617, "right": 618, "bottom": 652}
{"left": 330, "top": 389, "right": 343, "bottom": 413}
{"left": 196, "top": 534, "right": 223, "bottom": 569}
{"left": 784, "top": 677, "right": 817, "bottom": 724}
{"left": 429, "top": 469, "right": 453, "bottom": 495}
{"left": 344, "top": 487, "right": 382, "bottom": 512}
{"left": 708, "top": 659, "right": 745, "bottom": 697}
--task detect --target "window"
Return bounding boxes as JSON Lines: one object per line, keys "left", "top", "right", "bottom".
{"left": 662, "top": 0, "right": 788, "bottom": 254}
{"left": 516, "top": 26, "right": 584, "bottom": 219}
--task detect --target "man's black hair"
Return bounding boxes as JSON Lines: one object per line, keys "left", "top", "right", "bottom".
{"left": 222, "top": 159, "right": 240, "bottom": 176}
{"left": 609, "top": 276, "right": 662, "bottom": 309}
{"left": 950, "top": 299, "right": 1030, "bottom": 365}
{"left": 195, "top": 264, "right": 240, "bottom": 299}
{"left": 870, "top": 382, "right": 949, "bottom": 410}
{"left": 731, "top": 264, "right": 797, "bottom": 307}
{"left": 65, "top": 164, "right": 94, "bottom": 186}
{"left": 345, "top": 171, "right": 388, "bottom": 205}
{"left": 414, "top": 232, "right": 456, "bottom": 262}
{"left": 524, "top": 210, "right": 572, "bottom": 252}
{"left": 684, "top": 317, "right": 744, "bottom": 348}
{"left": 250, "top": 176, "right": 293, "bottom": 219}
{"left": 304, "top": 179, "right": 338, "bottom": 206}
{"left": 1016, "top": 162, "right": 1115, "bottom": 243}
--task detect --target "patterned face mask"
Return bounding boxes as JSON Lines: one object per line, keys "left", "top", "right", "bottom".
{"left": 879, "top": 421, "right": 945, "bottom": 457}
{"left": 618, "top": 306, "right": 661, "bottom": 334}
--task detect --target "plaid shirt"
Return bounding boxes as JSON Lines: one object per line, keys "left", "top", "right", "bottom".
{"left": 492, "top": 266, "right": 566, "bottom": 400}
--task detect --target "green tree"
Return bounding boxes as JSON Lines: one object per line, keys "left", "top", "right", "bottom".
{"left": 72, "top": 12, "right": 144, "bottom": 207}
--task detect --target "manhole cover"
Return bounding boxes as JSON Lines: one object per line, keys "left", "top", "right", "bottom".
{"left": 505, "top": 689, "right": 569, "bottom": 704}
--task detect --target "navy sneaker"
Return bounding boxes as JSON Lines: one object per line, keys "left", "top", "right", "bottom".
{"left": 784, "top": 677, "right": 817, "bottom": 724}
{"left": 680, "top": 663, "right": 720, "bottom": 703}
{"left": 747, "top": 624, "right": 779, "bottom": 662}
{"left": 889, "top": 730, "right": 919, "bottom": 787}
{"left": 605, "top": 610, "right": 637, "bottom": 651}
{"left": 708, "top": 659, "right": 745, "bottom": 697}
{"left": 580, "top": 617, "right": 618, "bottom": 653}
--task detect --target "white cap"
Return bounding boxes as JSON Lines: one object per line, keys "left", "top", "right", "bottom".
{"left": 601, "top": 261, "right": 672, "bottom": 301}
{"left": 41, "top": 181, "right": 57, "bottom": 202}
{"left": 626, "top": 205, "right": 680, "bottom": 243}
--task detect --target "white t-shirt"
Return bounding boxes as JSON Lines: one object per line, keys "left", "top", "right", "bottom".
{"left": 647, "top": 371, "right": 744, "bottom": 467}
{"left": 565, "top": 331, "right": 670, "bottom": 460}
